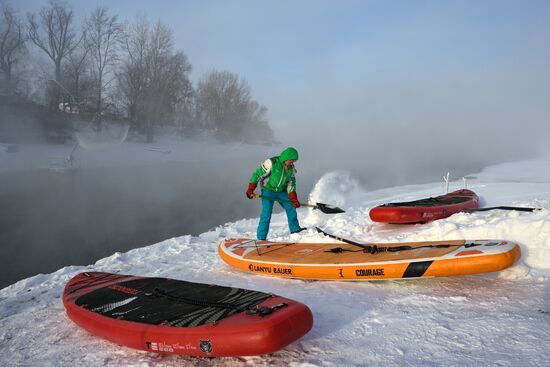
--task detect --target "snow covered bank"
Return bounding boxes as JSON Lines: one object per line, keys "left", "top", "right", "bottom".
{"left": 305, "top": 168, "right": 550, "bottom": 281}
{"left": 1, "top": 158, "right": 550, "bottom": 366}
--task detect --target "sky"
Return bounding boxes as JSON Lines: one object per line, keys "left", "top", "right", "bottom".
{"left": 8, "top": 0, "right": 550, "bottom": 166}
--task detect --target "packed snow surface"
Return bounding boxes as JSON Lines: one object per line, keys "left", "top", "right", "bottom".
{"left": 1, "top": 158, "right": 550, "bottom": 366}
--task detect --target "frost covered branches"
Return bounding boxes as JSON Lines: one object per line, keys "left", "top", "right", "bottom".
{"left": 117, "top": 17, "right": 272, "bottom": 143}
{"left": 0, "top": 3, "right": 27, "bottom": 95}
{"left": 83, "top": 7, "right": 123, "bottom": 127}
{"left": 27, "top": 0, "right": 77, "bottom": 110}
{"left": 197, "top": 69, "right": 273, "bottom": 143}
{"left": 3, "top": 2, "right": 275, "bottom": 143}
{"left": 118, "top": 17, "right": 193, "bottom": 142}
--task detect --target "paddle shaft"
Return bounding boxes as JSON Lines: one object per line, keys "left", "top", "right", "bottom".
{"left": 315, "top": 226, "right": 459, "bottom": 254}
{"left": 463, "top": 206, "right": 540, "bottom": 213}
{"left": 314, "top": 226, "right": 366, "bottom": 248}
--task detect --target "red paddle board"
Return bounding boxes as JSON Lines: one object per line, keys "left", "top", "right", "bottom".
{"left": 369, "top": 189, "right": 479, "bottom": 223}
{"left": 63, "top": 272, "right": 313, "bottom": 357}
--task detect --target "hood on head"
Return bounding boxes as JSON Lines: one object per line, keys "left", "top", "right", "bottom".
{"left": 280, "top": 147, "right": 299, "bottom": 162}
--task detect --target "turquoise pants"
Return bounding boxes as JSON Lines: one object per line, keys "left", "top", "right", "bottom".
{"left": 258, "top": 188, "right": 301, "bottom": 240}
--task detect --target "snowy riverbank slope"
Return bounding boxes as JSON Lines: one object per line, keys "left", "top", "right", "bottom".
{"left": 1, "top": 158, "right": 550, "bottom": 366}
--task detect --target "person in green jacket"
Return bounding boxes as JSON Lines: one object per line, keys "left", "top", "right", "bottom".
{"left": 246, "top": 147, "right": 305, "bottom": 240}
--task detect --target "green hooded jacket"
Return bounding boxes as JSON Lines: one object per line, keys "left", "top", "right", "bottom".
{"left": 249, "top": 147, "right": 299, "bottom": 193}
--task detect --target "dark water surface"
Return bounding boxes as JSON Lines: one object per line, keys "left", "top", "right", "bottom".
{"left": 0, "top": 153, "right": 485, "bottom": 289}
{"left": 0, "top": 158, "right": 324, "bottom": 288}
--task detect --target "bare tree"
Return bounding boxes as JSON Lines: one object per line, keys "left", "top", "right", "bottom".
{"left": 143, "top": 22, "right": 192, "bottom": 139}
{"left": 197, "top": 70, "right": 245, "bottom": 136}
{"left": 83, "top": 7, "right": 122, "bottom": 126}
{"left": 0, "top": 3, "right": 27, "bottom": 95}
{"left": 27, "top": 0, "right": 76, "bottom": 109}
{"left": 175, "top": 79, "right": 196, "bottom": 138}
{"left": 197, "top": 69, "right": 272, "bottom": 142}
{"left": 118, "top": 17, "right": 193, "bottom": 141}
{"left": 61, "top": 35, "right": 90, "bottom": 111}
{"left": 244, "top": 100, "right": 274, "bottom": 143}
{"left": 118, "top": 15, "right": 149, "bottom": 123}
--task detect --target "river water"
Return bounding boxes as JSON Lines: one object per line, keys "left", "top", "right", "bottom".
{"left": 1, "top": 155, "right": 335, "bottom": 288}
{"left": 0, "top": 151, "right": 487, "bottom": 289}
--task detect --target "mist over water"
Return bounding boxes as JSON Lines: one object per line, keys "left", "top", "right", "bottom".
{"left": 1, "top": 142, "right": 500, "bottom": 289}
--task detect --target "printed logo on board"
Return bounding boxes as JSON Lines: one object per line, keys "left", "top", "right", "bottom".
{"left": 108, "top": 284, "right": 141, "bottom": 295}
{"left": 145, "top": 341, "right": 174, "bottom": 353}
{"left": 200, "top": 340, "right": 213, "bottom": 354}
{"left": 145, "top": 341, "right": 198, "bottom": 352}
{"left": 355, "top": 268, "right": 385, "bottom": 277}
{"left": 248, "top": 264, "right": 292, "bottom": 275}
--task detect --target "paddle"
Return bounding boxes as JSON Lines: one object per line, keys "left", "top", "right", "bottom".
{"left": 462, "top": 206, "right": 540, "bottom": 213}
{"left": 253, "top": 194, "right": 345, "bottom": 214}
{"left": 315, "top": 226, "right": 462, "bottom": 254}
{"left": 314, "top": 226, "right": 371, "bottom": 251}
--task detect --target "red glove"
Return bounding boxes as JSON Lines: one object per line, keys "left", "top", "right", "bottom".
{"left": 288, "top": 192, "right": 300, "bottom": 208}
{"left": 246, "top": 182, "right": 257, "bottom": 199}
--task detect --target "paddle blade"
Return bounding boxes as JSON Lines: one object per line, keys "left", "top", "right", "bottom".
{"left": 315, "top": 203, "right": 345, "bottom": 214}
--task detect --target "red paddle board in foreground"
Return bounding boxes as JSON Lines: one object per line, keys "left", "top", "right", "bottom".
{"left": 369, "top": 189, "right": 479, "bottom": 224}
{"left": 63, "top": 272, "right": 313, "bottom": 357}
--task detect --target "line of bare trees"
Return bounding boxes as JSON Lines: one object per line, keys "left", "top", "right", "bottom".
{"left": 0, "top": 2, "right": 27, "bottom": 95}
{"left": 0, "top": 0, "right": 274, "bottom": 143}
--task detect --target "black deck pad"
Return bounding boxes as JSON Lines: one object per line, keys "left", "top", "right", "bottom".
{"left": 75, "top": 277, "right": 272, "bottom": 327}
{"left": 381, "top": 192, "right": 474, "bottom": 207}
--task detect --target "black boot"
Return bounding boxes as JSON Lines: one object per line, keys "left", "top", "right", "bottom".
{"left": 291, "top": 227, "right": 307, "bottom": 234}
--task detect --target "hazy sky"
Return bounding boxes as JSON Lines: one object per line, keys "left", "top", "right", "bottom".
{"left": 10, "top": 0, "right": 550, "bottom": 161}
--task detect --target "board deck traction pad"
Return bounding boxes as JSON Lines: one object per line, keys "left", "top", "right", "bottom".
{"left": 219, "top": 238, "right": 521, "bottom": 280}
{"left": 379, "top": 190, "right": 477, "bottom": 207}
{"left": 66, "top": 273, "right": 273, "bottom": 327}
